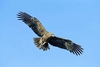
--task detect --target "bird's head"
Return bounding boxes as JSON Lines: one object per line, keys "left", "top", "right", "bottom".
{"left": 48, "top": 32, "right": 54, "bottom": 37}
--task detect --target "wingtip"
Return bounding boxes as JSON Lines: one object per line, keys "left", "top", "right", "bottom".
{"left": 70, "top": 43, "right": 84, "bottom": 56}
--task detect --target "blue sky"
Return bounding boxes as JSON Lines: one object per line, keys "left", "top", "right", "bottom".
{"left": 0, "top": 0, "right": 100, "bottom": 67}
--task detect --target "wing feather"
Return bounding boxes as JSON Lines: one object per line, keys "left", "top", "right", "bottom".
{"left": 48, "top": 36, "right": 83, "bottom": 55}
{"left": 17, "top": 11, "right": 47, "bottom": 37}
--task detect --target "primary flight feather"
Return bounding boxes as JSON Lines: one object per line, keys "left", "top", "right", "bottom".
{"left": 17, "top": 11, "right": 83, "bottom": 56}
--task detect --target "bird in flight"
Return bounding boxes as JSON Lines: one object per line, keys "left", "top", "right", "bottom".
{"left": 17, "top": 11, "right": 83, "bottom": 56}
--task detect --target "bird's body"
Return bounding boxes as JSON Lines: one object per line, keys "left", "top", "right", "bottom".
{"left": 17, "top": 11, "right": 84, "bottom": 56}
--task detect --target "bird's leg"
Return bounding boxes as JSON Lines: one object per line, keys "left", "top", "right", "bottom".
{"left": 38, "top": 37, "right": 47, "bottom": 50}
{"left": 38, "top": 34, "right": 50, "bottom": 50}
{"left": 39, "top": 37, "right": 46, "bottom": 45}
{"left": 39, "top": 37, "right": 43, "bottom": 45}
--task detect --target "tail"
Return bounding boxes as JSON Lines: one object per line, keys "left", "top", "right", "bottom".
{"left": 33, "top": 38, "right": 50, "bottom": 51}
{"left": 33, "top": 38, "right": 40, "bottom": 47}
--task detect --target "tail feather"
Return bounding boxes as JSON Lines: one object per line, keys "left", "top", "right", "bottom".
{"left": 33, "top": 38, "right": 50, "bottom": 51}
{"left": 33, "top": 38, "right": 40, "bottom": 47}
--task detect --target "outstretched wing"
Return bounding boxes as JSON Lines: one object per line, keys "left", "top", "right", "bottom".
{"left": 48, "top": 36, "right": 83, "bottom": 56}
{"left": 17, "top": 11, "right": 47, "bottom": 37}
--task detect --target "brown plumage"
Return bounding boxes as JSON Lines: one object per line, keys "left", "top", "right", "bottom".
{"left": 17, "top": 11, "right": 84, "bottom": 56}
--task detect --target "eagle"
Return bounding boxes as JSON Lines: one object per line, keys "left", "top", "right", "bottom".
{"left": 17, "top": 11, "right": 83, "bottom": 56}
